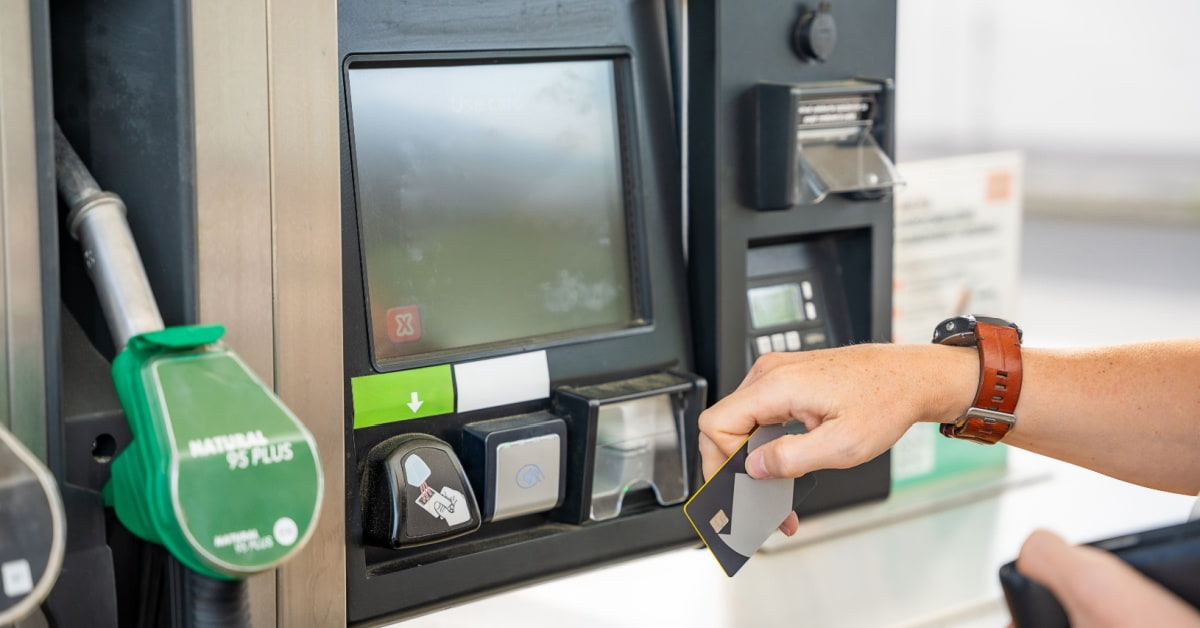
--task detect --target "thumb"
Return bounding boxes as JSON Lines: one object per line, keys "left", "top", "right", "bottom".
{"left": 745, "top": 426, "right": 862, "bottom": 479}
{"left": 1016, "top": 529, "right": 1200, "bottom": 627}
{"left": 1015, "top": 529, "right": 1071, "bottom": 587}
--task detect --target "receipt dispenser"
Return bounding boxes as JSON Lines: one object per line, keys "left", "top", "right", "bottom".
{"left": 756, "top": 81, "right": 900, "bottom": 208}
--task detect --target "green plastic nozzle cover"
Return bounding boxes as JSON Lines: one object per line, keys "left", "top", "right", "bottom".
{"left": 103, "top": 325, "right": 323, "bottom": 580}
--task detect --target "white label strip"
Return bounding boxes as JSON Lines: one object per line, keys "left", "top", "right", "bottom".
{"left": 454, "top": 350, "right": 550, "bottom": 413}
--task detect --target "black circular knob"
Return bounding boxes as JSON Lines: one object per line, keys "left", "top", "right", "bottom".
{"left": 793, "top": 3, "right": 837, "bottom": 63}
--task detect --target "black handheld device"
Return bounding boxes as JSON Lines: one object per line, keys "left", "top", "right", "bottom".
{"left": 999, "top": 519, "right": 1200, "bottom": 627}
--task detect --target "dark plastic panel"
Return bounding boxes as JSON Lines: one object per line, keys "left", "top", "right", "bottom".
{"left": 687, "top": 0, "right": 897, "bottom": 516}
{"left": 339, "top": 1, "right": 700, "bottom": 623}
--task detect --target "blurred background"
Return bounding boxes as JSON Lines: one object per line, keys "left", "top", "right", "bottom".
{"left": 896, "top": 0, "right": 1200, "bottom": 351}
{"left": 897, "top": 0, "right": 1200, "bottom": 227}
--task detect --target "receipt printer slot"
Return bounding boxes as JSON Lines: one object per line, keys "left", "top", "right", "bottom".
{"left": 755, "top": 81, "right": 899, "bottom": 208}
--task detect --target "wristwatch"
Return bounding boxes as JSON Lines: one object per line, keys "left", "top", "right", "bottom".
{"left": 931, "top": 315, "right": 1023, "bottom": 444}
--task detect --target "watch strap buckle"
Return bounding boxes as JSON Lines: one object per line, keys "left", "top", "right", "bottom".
{"left": 940, "top": 407, "right": 1015, "bottom": 445}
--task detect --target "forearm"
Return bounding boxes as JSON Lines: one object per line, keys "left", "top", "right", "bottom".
{"left": 700, "top": 340, "right": 1200, "bottom": 491}
{"left": 975, "top": 340, "right": 1200, "bottom": 494}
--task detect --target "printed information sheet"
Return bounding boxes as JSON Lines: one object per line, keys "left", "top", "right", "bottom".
{"left": 892, "top": 151, "right": 1024, "bottom": 345}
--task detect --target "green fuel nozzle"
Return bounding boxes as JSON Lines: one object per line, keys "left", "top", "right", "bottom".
{"left": 106, "top": 325, "right": 323, "bottom": 579}
{"left": 55, "top": 124, "right": 323, "bottom": 580}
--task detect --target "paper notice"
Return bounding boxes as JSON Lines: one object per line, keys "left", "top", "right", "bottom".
{"left": 892, "top": 152, "right": 1024, "bottom": 344}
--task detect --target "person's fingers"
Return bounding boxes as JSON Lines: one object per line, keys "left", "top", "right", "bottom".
{"left": 745, "top": 419, "right": 872, "bottom": 479}
{"left": 1014, "top": 529, "right": 1071, "bottom": 586}
{"left": 777, "top": 511, "right": 799, "bottom": 537}
{"left": 698, "top": 375, "right": 806, "bottom": 460}
{"left": 698, "top": 432, "right": 726, "bottom": 482}
{"left": 1016, "top": 529, "right": 1200, "bottom": 627}
{"left": 734, "top": 351, "right": 789, "bottom": 392}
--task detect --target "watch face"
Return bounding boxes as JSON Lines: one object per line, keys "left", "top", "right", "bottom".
{"left": 932, "top": 315, "right": 1022, "bottom": 345}
{"left": 931, "top": 316, "right": 977, "bottom": 346}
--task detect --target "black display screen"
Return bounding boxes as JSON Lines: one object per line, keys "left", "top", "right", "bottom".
{"left": 347, "top": 58, "right": 641, "bottom": 363}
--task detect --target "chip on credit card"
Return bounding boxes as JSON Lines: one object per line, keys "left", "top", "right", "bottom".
{"left": 684, "top": 424, "right": 817, "bottom": 577}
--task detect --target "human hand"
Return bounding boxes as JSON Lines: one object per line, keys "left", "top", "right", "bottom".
{"left": 1016, "top": 529, "right": 1200, "bottom": 627}
{"left": 697, "top": 343, "right": 977, "bottom": 483}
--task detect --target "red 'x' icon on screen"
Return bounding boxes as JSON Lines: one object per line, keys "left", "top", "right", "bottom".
{"left": 386, "top": 305, "right": 421, "bottom": 343}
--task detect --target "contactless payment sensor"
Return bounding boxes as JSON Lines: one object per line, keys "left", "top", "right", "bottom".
{"left": 462, "top": 413, "right": 567, "bottom": 522}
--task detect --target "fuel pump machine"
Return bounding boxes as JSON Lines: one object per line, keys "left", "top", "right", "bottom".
{"left": 688, "top": 0, "right": 899, "bottom": 513}
{"left": 339, "top": 1, "right": 704, "bottom": 622}
{"left": 3, "top": 0, "right": 904, "bottom": 624}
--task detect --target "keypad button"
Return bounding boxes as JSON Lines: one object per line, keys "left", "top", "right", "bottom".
{"left": 804, "top": 331, "right": 828, "bottom": 349}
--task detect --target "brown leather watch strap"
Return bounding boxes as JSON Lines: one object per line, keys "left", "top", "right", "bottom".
{"left": 940, "top": 320, "right": 1023, "bottom": 444}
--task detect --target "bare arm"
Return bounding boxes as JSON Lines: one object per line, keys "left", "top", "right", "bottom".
{"left": 698, "top": 339, "right": 1200, "bottom": 494}
{"left": 1008, "top": 340, "right": 1200, "bottom": 493}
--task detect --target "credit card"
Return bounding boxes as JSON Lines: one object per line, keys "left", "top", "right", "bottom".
{"left": 684, "top": 424, "right": 817, "bottom": 577}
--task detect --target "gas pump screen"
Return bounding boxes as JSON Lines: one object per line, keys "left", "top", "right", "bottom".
{"left": 348, "top": 58, "right": 641, "bottom": 363}
{"left": 747, "top": 284, "right": 805, "bottom": 329}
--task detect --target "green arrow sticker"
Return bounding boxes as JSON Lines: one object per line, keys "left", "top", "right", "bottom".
{"left": 351, "top": 365, "right": 455, "bottom": 429}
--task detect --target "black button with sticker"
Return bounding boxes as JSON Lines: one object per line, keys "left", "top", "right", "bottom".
{"left": 360, "top": 434, "right": 481, "bottom": 549}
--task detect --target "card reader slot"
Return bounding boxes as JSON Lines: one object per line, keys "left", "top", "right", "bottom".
{"left": 553, "top": 371, "right": 705, "bottom": 524}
